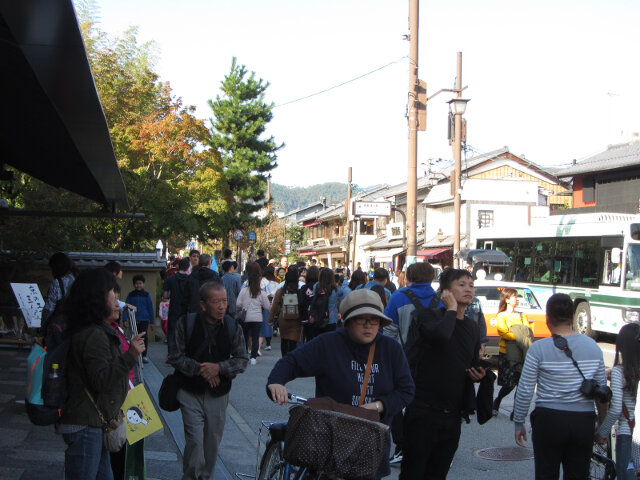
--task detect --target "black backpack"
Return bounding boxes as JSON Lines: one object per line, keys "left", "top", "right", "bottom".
{"left": 401, "top": 289, "right": 442, "bottom": 376}
{"left": 26, "top": 322, "right": 74, "bottom": 426}
{"left": 308, "top": 289, "right": 330, "bottom": 329}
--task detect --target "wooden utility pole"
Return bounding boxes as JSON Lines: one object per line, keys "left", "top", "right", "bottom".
{"left": 406, "top": 0, "right": 419, "bottom": 258}
{"left": 453, "top": 53, "right": 463, "bottom": 266}
{"left": 345, "top": 167, "right": 352, "bottom": 270}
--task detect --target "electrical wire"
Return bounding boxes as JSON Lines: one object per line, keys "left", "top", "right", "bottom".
{"left": 273, "top": 56, "right": 408, "bottom": 109}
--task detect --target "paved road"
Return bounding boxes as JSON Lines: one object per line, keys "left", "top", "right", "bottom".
{"left": 2, "top": 331, "right": 618, "bottom": 480}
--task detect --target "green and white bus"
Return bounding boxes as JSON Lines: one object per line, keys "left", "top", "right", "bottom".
{"left": 475, "top": 212, "right": 640, "bottom": 338}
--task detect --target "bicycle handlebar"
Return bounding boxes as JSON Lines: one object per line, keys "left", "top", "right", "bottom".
{"left": 287, "top": 393, "right": 307, "bottom": 404}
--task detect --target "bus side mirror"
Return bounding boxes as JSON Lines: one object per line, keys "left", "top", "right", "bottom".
{"left": 611, "top": 247, "right": 621, "bottom": 264}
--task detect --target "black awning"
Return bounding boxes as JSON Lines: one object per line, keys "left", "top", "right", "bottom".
{"left": 0, "top": 0, "right": 128, "bottom": 208}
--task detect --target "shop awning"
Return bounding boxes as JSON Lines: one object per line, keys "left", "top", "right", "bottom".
{"left": 0, "top": 0, "right": 129, "bottom": 208}
{"left": 416, "top": 248, "right": 451, "bottom": 259}
{"left": 302, "top": 220, "right": 321, "bottom": 227}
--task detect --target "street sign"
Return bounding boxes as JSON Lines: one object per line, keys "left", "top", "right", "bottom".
{"left": 248, "top": 230, "right": 257, "bottom": 243}
{"left": 353, "top": 201, "right": 391, "bottom": 216}
{"left": 233, "top": 229, "right": 244, "bottom": 241}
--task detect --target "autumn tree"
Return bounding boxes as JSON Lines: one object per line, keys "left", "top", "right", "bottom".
{"left": 206, "top": 58, "right": 282, "bottom": 244}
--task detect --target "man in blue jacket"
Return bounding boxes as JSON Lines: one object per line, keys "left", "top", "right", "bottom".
{"left": 125, "top": 274, "right": 155, "bottom": 363}
{"left": 383, "top": 261, "right": 438, "bottom": 464}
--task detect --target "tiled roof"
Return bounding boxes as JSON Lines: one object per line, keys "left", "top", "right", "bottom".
{"left": 66, "top": 252, "right": 166, "bottom": 269}
{"left": 554, "top": 141, "right": 640, "bottom": 176}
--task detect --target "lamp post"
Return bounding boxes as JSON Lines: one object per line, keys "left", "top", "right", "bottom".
{"left": 447, "top": 53, "right": 469, "bottom": 267}
{"left": 155, "top": 239, "right": 164, "bottom": 262}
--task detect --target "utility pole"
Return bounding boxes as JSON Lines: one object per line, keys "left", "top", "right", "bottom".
{"left": 406, "top": 0, "right": 419, "bottom": 259}
{"left": 345, "top": 167, "right": 352, "bottom": 271}
{"left": 452, "top": 53, "right": 463, "bottom": 267}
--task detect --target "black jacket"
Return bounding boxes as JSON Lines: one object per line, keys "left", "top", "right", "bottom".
{"left": 180, "top": 266, "right": 221, "bottom": 315}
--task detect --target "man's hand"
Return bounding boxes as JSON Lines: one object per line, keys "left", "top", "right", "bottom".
{"left": 199, "top": 362, "right": 221, "bottom": 383}
{"left": 267, "top": 383, "right": 288, "bottom": 405}
{"left": 206, "top": 375, "right": 221, "bottom": 388}
{"left": 467, "top": 366, "right": 486, "bottom": 381}
{"left": 441, "top": 290, "right": 458, "bottom": 311}
{"left": 515, "top": 428, "right": 528, "bottom": 447}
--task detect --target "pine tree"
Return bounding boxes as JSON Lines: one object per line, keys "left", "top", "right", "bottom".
{"left": 207, "top": 58, "right": 282, "bottom": 240}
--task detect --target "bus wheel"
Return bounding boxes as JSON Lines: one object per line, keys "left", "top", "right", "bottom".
{"left": 574, "top": 302, "right": 597, "bottom": 340}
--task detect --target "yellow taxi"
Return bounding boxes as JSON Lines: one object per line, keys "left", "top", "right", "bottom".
{"left": 474, "top": 281, "right": 550, "bottom": 356}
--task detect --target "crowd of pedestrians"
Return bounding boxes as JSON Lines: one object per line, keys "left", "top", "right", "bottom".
{"left": 37, "top": 248, "right": 640, "bottom": 480}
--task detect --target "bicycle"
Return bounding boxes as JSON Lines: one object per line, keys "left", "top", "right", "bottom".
{"left": 256, "top": 394, "right": 310, "bottom": 480}
{"left": 590, "top": 440, "right": 617, "bottom": 480}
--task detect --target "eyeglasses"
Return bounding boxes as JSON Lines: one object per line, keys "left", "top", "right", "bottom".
{"left": 206, "top": 299, "right": 228, "bottom": 305}
{"left": 352, "top": 317, "right": 381, "bottom": 326}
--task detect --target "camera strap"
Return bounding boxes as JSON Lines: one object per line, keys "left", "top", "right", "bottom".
{"left": 551, "top": 334, "right": 587, "bottom": 381}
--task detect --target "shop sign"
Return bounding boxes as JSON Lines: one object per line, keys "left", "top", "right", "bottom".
{"left": 353, "top": 201, "right": 391, "bottom": 216}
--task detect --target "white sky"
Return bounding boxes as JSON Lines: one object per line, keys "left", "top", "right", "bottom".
{"left": 87, "top": 0, "right": 640, "bottom": 188}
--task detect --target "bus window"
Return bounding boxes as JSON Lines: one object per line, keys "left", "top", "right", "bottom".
{"left": 533, "top": 240, "right": 553, "bottom": 282}
{"left": 625, "top": 244, "right": 640, "bottom": 291}
{"left": 514, "top": 256, "right": 532, "bottom": 282}
{"left": 573, "top": 239, "right": 599, "bottom": 287}
{"left": 602, "top": 249, "right": 621, "bottom": 286}
{"left": 554, "top": 240, "right": 574, "bottom": 284}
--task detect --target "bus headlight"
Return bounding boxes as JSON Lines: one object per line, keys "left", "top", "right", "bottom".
{"left": 622, "top": 309, "right": 640, "bottom": 323}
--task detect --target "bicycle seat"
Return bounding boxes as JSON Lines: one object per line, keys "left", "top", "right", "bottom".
{"left": 268, "top": 421, "right": 288, "bottom": 442}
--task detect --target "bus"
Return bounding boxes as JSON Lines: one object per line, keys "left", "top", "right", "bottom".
{"left": 475, "top": 212, "right": 640, "bottom": 338}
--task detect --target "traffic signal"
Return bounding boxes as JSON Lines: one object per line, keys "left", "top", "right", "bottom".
{"left": 416, "top": 80, "right": 427, "bottom": 131}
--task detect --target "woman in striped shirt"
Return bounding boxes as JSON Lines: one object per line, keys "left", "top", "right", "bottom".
{"left": 596, "top": 323, "right": 640, "bottom": 480}
{"left": 513, "top": 293, "right": 608, "bottom": 479}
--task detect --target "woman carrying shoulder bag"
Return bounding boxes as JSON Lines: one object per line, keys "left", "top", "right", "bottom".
{"left": 58, "top": 268, "right": 145, "bottom": 480}
{"left": 269, "top": 268, "right": 302, "bottom": 356}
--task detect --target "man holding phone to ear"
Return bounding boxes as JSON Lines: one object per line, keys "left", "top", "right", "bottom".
{"left": 399, "top": 268, "right": 486, "bottom": 480}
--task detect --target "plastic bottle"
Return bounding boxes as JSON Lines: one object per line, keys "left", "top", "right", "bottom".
{"left": 50, "top": 363, "right": 59, "bottom": 379}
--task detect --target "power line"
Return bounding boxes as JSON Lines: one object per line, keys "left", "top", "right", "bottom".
{"left": 273, "top": 56, "right": 408, "bottom": 109}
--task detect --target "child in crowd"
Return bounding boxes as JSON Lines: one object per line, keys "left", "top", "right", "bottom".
{"left": 159, "top": 291, "right": 170, "bottom": 340}
{"left": 125, "top": 274, "right": 155, "bottom": 363}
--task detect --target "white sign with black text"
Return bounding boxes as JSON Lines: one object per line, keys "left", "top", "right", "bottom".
{"left": 10, "top": 283, "right": 45, "bottom": 328}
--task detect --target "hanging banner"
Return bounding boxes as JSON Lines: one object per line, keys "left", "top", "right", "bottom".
{"left": 122, "top": 384, "right": 163, "bottom": 445}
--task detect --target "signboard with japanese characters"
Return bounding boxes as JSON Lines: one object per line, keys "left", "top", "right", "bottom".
{"left": 353, "top": 201, "right": 391, "bottom": 217}
{"left": 10, "top": 283, "right": 45, "bottom": 328}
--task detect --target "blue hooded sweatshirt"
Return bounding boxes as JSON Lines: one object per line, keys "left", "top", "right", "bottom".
{"left": 267, "top": 328, "right": 415, "bottom": 477}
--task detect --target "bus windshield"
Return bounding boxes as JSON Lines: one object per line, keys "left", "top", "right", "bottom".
{"left": 626, "top": 244, "right": 640, "bottom": 291}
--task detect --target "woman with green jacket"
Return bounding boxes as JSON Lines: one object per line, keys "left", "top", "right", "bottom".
{"left": 58, "top": 268, "right": 145, "bottom": 480}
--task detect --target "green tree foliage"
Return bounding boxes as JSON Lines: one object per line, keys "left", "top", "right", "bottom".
{"left": 270, "top": 182, "right": 362, "bottom": 213}
{"left": 206, "top": 58, "right": 282, "bottom": 238}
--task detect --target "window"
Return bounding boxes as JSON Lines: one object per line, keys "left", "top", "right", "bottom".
{"left": 582, "top": 176, "right": 595, "bottom": 203}
{"left": 478, "top": 210, "right": 494, "bottom": 228}
{"left": 391, "top": 226, "right": 401, "bottom": 236}
{"left": 360, "top": 219, "right": 374, "bottom": 235}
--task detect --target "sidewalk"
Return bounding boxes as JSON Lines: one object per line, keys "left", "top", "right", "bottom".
{"left": 0, "top": 342, "right": 183, "bottom": 480}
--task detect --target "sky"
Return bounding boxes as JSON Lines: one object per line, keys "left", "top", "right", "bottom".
{"left": 87, "top": 0, "right": 640, "bottom": 189}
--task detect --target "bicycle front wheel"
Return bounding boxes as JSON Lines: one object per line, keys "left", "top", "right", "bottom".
{"left": 258, "top": 441, "right": 286, "bottom": 480}
{"left": 258, "top": 441, "right": 306, "bottom": 480}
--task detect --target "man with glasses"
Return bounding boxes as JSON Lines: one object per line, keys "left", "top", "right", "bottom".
{"left": 170, "top": 282, "right": 248, "bottom": 480}
{"left": 267, "top": 289, "right": 415, "bottom": 479}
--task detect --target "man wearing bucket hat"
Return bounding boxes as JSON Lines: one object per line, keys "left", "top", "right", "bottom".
{"left": 267, "top": 288, "right": 415, "bottom": 479}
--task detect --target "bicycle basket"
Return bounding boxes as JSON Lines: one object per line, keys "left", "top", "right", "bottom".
{"left": 283, "top": 405, "right": 389, "bottom": 479}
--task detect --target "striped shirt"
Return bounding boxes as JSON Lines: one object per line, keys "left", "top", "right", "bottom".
{"left": 598, "top": 365, "right": 636, "bottom": 437}
{"left": 513, "top": 333, "right": 606, "bottom": 429}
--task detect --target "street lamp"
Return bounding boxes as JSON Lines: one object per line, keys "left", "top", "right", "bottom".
{"left": 447, "top": 98, "right": 470, "bottom": 116}
{"left": 155, "top": 239, "right": 163, "bottom": 262}
{"left": 447, "top": 56, "right": 469, "bottom": 267}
